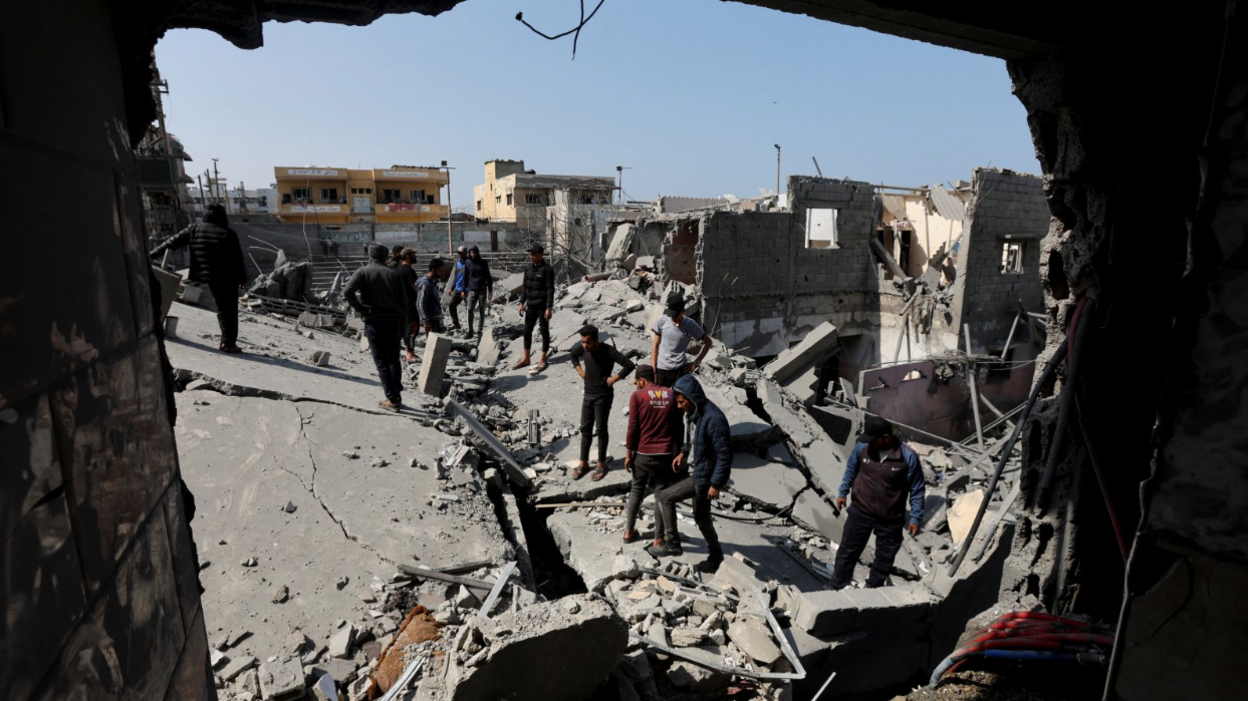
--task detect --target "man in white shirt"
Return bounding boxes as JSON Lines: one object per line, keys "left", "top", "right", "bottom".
{"left": 651, "top": 296, "right": 713, "bottom": 389}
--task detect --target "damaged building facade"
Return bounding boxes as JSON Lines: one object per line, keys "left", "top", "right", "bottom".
{"left": 4, "top": 1, "right": 1247, "bottom": 701}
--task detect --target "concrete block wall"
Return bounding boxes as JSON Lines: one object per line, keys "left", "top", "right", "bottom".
{"left": 698, "top": 177, "right": 882, "bottom": 357}
{"left": 0, "top": 0, "right": 212, "bottom": 698}
{"left": 956, "top": 168, "right": 1048, "bottom": 347}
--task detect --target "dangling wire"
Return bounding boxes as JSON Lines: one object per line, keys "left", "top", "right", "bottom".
{"left": 515, "top": 0, "right": 609, "bottom": 59}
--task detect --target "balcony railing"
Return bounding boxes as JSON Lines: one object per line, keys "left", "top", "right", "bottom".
{"left": 280, "top": 203, "right": 344, "bottom": 214}
{"left": 375, "top": 203, "right": 449, "bottom": 216}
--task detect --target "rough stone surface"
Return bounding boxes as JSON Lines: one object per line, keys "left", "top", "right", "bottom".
{"left": 446, "top": 595, "right": 627, "bottom": 701}
{"left": 257, "top": 658, "right": 304, "bottom": 700}
{"left": 727, "top": 453, "right": 806, "bottom": 510}
{"left": 727, "top": 619, "right": 783, "bottom": 665}
{"left": 418, "top": 333, "right": 454, "bottom": 396}
{"left": 948, "top": 489, "right": 985, "bottom": 546}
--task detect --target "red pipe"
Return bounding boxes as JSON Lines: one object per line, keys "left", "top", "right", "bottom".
{"left": 1067, "top": 296, "right": 1087, "bottom": 359}
{"left": 951, "top": 634, "right": 1114, "bottom": 660}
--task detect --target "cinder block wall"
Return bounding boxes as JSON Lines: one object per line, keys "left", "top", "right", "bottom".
{"left": 0, "top": 0, "right": 212, "bottom": 699}
{"left": 956, "top": 168, "right": 1048, "bottom": 347}
{"left": 699, "top": 177, "right": 885, "bottom": 356}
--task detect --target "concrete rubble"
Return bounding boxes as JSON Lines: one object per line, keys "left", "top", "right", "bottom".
{"left": 166, "top": 229, "right": 1034, "bottom": 700}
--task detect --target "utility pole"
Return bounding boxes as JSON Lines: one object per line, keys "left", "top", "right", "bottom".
{"left": 196, "top": 174, "right": 207, "bottom": 213}
{"left": 212, "top": 158, "right": 221, "bottom": 204}
{"left": 441, "top": 161, "right": 456, "bottom": 255}
{"left": 239, "top": 180, "right": 247, "bottom": 213}
{"left": 615, "top": 165, "right": 632, "bottom": 205}
{"left": 774, "top": 144, "right": 781, "bottom": 200}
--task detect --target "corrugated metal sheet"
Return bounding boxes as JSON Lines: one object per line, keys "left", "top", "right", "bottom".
{"left": 929, "top": 185, "right": 965, "bottom": 222}
{"left": 881, "top": 194, "right": 909, "bottom": 222}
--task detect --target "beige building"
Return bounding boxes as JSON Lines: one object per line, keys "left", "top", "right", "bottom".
{"left": 473, "top": 159, "right": 615, "bottom": 228}
{"left": 274, "top": 165, "right": 449, "bottom": 224}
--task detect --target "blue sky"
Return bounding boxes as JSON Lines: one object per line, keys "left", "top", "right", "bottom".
{"left": 155, "top": 0, "right": 1039, "bottom": 207}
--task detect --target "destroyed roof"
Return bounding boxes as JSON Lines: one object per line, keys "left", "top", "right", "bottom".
{"left": 511, "top": 173, "right": 616, "bottom": 190}
{"left": 928, "top": 184, "right": 966, "bottom": 222}
{"left": 881, "top": 194, "right": 909, "bottom": 222}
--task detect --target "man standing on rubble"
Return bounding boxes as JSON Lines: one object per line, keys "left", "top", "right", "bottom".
{"left": 831, "top": 416, "right": 926, "bottom": 589}
{"left": 344, "top": 243, "right": 409, "bottom": 412}
{"left": 513, "top": 244, "right": 555, "bottom": 373}
{"left": 149, "top": 204, "right": 248, "bottom": 354}
{"left": 463, "top": 245, "right": 493, "bottom": 338}
{"left": 649, "top": 375, "right": 732, "bottom": 573}
{"left": 623, "top": 365, "right": 684, "bottom": 545}
{"left": 397, "top": 248, "right": 420, "bottom": 362}
{"left": 652, "top": 295, "right": 713, "bottom": 389}
{"left": 417, "top": 258, "right": 448, "bottom": 336}
{"left": 447, "top": 245, "right": 468, "bottom": 332}
{"left": 570, "top": 325, "right": 635, "bottom": 482}
{"left": 387, "top": 245, "right": 404, "bottom": 269}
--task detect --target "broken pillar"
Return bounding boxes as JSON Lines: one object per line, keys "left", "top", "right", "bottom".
{"left": 418, "top": 333, "right": 453, "bottom": 397}
{"left": 446, "top": 594, "right": 627, "bottom": 701}
{"left": 763, "top": 321, "right": 839, "bottom": 386}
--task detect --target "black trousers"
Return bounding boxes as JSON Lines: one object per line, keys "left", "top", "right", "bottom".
{"left": 579, "top": 394, "right": 612, "bottom": 463}
{"left": 830, "top": 505, "right": 904, "bottom": 589}
{"left": 365, "top": 319, "right": 403, "bottom": 403}
{"left": 448, "top": 291, "right": 465, "bottom": 326}
{"left": 208, "top": 281, "right": 239, "bottom": 346}
{"left": 466, "top": 291, "right": 487, "bottom": 334}
{"left": 655, "top": 476, "right": 721, "bottom": 556}
{"left": 655, "top": 363, "right": 690, "bottom": 390}
{"left": 625, "top": 453, "right": 676, "bottom": 536}
{"left": 402, "top": 312, "right": 416, "bottom": 353}
{"left": 524, "top": 305, "right": 551, "bottom": 353}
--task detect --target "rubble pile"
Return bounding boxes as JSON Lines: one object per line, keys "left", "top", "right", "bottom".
{"left": 250, "top": 257, "right": 315, "bottom": 303}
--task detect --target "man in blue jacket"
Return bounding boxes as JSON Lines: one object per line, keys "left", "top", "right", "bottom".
{"left": 831, "top": 416, "right": 926, "bottom": 589}
{"left": 649, "top": 375, "right": 733, "bottom": 573}
{"left": 447, "top": 246, "right": 468, "bottom": 331}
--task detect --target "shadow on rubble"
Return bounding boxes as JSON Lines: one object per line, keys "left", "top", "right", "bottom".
{"left": 173, "top": 335, "right": 379, "bottom": 387}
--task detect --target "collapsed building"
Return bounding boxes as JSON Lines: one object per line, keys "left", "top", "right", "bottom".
{"left": 4, "top": 1, "right": 1247, "bottom": 701}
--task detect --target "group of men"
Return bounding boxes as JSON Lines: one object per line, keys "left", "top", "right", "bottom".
{"left": 152, "top": 209, "right": 927, "bottom": 586}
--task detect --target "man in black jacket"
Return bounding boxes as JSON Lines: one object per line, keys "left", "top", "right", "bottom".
{"left": 396, "top": 248, "right": 420, "bottom": 362}
{"left": 569, "top": 325, "right": 635, "bottom": 482}
{"left": 150, "top": 204, "right": 248, "bottom": 353}
{"left": 345, "top": 243, "right": 409, "bottom": 411}
{"left": 513, "top": 244, "right": 556, "bottom": 372}
{"left": 463, "top": 245, "right": 493, "bottom": 338}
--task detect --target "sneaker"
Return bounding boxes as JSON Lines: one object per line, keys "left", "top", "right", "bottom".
{"left": 645, "top": 540, "right": 683, "bottom": 558}
{"left": 694, "top": 553, "right": 724, "bottom": 574}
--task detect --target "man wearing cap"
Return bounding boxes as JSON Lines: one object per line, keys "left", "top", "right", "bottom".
{"left": 831, "top": 416, "right": 926, "bottom": 589}
{"left": 652, "top": 295, "right": 713, "bottom": 389}
{"left": 447, "top": 245, "right": 468, "bottom": 332}
{"left": 387, "top": 244, "right": 404, "bottom": 269}
{"left": 649, "top": 375, "right": 732, "bottom": 573}
{"left": 569, "top": 325, "right": 635, "bottom": 482}
{"left": 463, "top": 245, "right": 493, "bottom": 337}
{"left": 514, "top": 244, "right": 555, "bottom": 372}
{"left": 623, "top": 365, "right": 684, "bottom": 545}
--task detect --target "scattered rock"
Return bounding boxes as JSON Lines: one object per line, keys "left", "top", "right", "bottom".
{"left": 727, "top": 619, "right": 783, "bottom": 665}
{"left": 219, "top": 655, "right": 257, "bottom": 682}
{"left": 241, "top": 557, "right": 258, "bottom": 568}
{"left": 670, "top": 627, "right": 706, "bottom": 647}
{"left": 329, "top": 624, "right": 356, "bottom": 659}
{"left": 281, "top": 501, "right": 297, "bottom": 514}
{"left": 272, "top": 585, "right": 290, "bottom": 604}
{"left": 612, "top": 554, "right": 641, "bottom": 580}
{"left": 341, "top": 450, "right": 359, "bottom": 460}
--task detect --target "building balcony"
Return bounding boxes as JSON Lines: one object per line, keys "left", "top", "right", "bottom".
{"left": 279, "top": 203, "right": 346, "bottom": 215}
{"left": 375, "top": 202, "right": 448, "bottom": 217}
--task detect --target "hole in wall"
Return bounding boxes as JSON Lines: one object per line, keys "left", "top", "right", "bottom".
{"left": 1048, "top": 249, "right": 1070, "bottom": 300}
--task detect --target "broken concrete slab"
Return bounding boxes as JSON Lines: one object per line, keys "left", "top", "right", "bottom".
{"left": 759, "top": 379, "right": 846, "bottom": 499}
{"left": 790, "top": 490, "right": 844, "bottom": 546}
{"left": 665, "top": 660, "right": 731, "bottom": 692}
{"left": 418, "top": 333, "right": 454, "bottom": 397}
{"left": 257, "top": 658, "right": 305, "bottom": 700}
{"left": 219, "top": 655, "right": 258, "bottom": 683}
{"left": 490, "top": 272, "right": 525, "bottom": 303}
{"left": 948, "top": 489, "right": 985, "bottom": 546}
{"left": 329, "top": 624, "right": 356, "bottom": 659}
{"left": 763, "top": 321, "right": 839, "bottom": 387}
{"left": 701, "top": 381, "right": 772, "bottom": 445}
{"left": 727, "top": 453, "right": 806, "bottom": 511}
{"left": 446, "top": 595, "right": 627, "bottom": 701}
{"left": 727, "top": 619, "right": 783, "bottom": 666}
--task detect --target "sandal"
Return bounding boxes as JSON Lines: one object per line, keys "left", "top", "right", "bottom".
{"left": 571, "top": 463, "right": 589, "bottom": 480}
{"left": 623, "top": 530, "right": 640, "bottom": 544}
{"left": 512, "top": 358, "right": 531, "bottom": 370}
{"left": 591, "top": 464, "right": 609, "bottom": 481}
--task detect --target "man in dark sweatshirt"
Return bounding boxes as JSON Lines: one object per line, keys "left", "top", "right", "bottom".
{"left": 623, "top": 365, "right": 684, "bottom": 545}
{"left": 397, "top": 248, "right": 420, "bottom": 362}
{"left": 831, "top": 416, "right": 926, "bottom": 589}
{"left": 649, "top": 375, "right": 733, "bottom": 573}
{"left": 463, "top": 245, "right": 493, "bottom": 337}
{"left": 513, "top": 244, "right": 556, "bottom": 372}
{"left": 149, "top": 204, "right": 248, "bottom": 353}
{"left": 344, "top": 243, "right": 409, "bottom": 411}
{"left": 416, "top": 258, "right": 448, "bottom": 335}
{"left": 568, "top": 325, "right": 635, "bottom": 482}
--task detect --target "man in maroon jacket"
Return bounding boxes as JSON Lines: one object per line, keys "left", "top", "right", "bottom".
{"left": 623, "top": 365, "right": 686, "bottom": 545}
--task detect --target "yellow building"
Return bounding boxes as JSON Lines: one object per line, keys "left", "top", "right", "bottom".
{"left": 473, "top": 159, "right": 615, "bottom": 230}
{"left": 274, "top": 165, "right": 449, "bottom": 224}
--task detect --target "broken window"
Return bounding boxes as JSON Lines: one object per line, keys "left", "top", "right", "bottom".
{"left": 805, "top": 208, "right": 838, "bottom": 248}
{"left": 320, "top": 188, "right": 338, "bottom": 202}
{"left": 382, "top": 188, "right": 402, "bottom": 203}
{"left": 409, "top": 189, "right": 426, "bottom": 202}
{"left": 291, "top": 187, "right": 310, "bottom": 202}
{"left": 1001, "top": 242, "right": 1024, "bottom": 274}
{"left": 506, "top": 193, "right": 514, "bottom": 206}
{"left": 525, "top": 193, "right": 546, "bottom": 205}
{"left": 476, "top": 200, "right": 482, "bottom": 212}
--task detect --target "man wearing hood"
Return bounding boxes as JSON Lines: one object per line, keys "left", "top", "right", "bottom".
{"left": 463, "top": 245, "right": 493, "bottom": 337}
{"left": 344, "top": 243, "right": 409, "bottom": 411}
{"left": 150, "top": 204, "right": 248, "bottom": 353}
{"left": 831, "top": 416, "right": 925, "bottom": 589}
{"left": 649, "top": 375, "right": 732, "bottom": 573}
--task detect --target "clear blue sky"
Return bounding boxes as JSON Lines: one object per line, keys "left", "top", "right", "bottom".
{"left": 155, "top": 0, "right": 1039, "bottom": 207}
